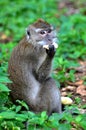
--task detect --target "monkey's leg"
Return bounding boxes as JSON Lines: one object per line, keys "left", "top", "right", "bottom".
{"left": 24, "top": 76, "right": 61, "bottom": 115}
{"left": 40, "top": 77, "right": 62, "bottom": 115}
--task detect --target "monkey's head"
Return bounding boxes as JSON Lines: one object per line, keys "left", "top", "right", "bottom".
{"left": 26, "top": 19, "right": 57, "bottom": 46}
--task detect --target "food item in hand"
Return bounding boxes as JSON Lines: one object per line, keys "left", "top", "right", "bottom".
{"left": 43, "top": 42, "right": 58, "bottom": 50}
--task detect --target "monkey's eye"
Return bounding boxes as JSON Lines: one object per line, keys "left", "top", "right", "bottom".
{"left": 47, "top": 29, "right": 52, "bottom": 33}
{"left": 40, "top": 30, "right": 46, "bottom": 35}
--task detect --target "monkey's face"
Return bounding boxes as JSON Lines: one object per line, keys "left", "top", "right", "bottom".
{"left": 35, "top": 27, "right": 57, "bottom": 46}
{"left": 26, "top": 23, "right": 57, "bottom": 46}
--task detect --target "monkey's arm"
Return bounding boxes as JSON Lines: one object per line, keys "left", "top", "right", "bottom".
{"left": 37, "top": 45, "right": 56, "bottom": 82}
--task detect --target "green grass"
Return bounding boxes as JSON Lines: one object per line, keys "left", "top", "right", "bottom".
{"left": 0, "top": 0, "right": 86, "bottom": 129}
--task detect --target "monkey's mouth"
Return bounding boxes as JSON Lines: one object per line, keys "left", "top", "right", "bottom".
{"left": 43, "top": 42, "right": 58, "bottom": 50}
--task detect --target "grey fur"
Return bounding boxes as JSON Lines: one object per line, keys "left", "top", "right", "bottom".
{"left": 8, "top": 20, "right": 61, "bottom": 115}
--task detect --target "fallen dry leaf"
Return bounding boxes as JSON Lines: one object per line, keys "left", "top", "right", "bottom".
{"left": 79, "top": 60, "right": 86, "bottom": 65}
{"left": 61, "top": 92, "right": 67, "bottom": 96}
{"left": 66, "top": 86, "right": 75, "bottom": 91}
{"left": 61, "top": 88, "right": 67, "bottom": 91}
{"left": 67, "top": 80, "right": 83, "bottom": 86}
{"left": 78, "top": 108, "right": 86, "bottom": 114}
{"left": 76, "top": 85, "right": 86, "bottom": 96}
{"left": 0, "top": 32, "right": 12, "bottom": 43}
{"left": 61, "top": 86, "right": 75, "bottom": 92}
{"left": 1, "top": 34, "right": 7, "bottom": 39}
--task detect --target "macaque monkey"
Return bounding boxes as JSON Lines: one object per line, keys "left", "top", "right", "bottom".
{"left": 8, "top": 19, "right": 61, "bottom": 115}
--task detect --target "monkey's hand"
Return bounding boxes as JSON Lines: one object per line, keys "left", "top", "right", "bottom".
{"left": 46, "top": 45, "right": 56, "bottom": 58}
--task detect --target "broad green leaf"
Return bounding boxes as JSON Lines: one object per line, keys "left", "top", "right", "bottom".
{"left": 16, "top": 100, "right": 29, "bottom": 110}
{"left": 15, "top": 114, "right": 28, "bottom": 122}
{"left": 0, "top": 111, "right": 16, "bottom": 119}
{"left": 41, "top": 111, "right": 48, "bottom": 119}
{"left": 13, "top": 127, "right": 20, "bottom": 130}
{"left": 0, "top": 83, "right": 10, "bottom": 92}
{"left": 0, "top": 76, "right": 12, "bottom": 83}
{"left": 58, "top": 123, "right": 72, "bottom": 130}
{"left": 15, "top": 106, "right": 22, "bottom": 113}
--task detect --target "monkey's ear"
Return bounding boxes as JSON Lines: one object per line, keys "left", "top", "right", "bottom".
{"left": 27, "top": 30, "right": 30, "bottom": 36}
{"left": 26, "top": 28, "right": 30, "bottom": 39}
